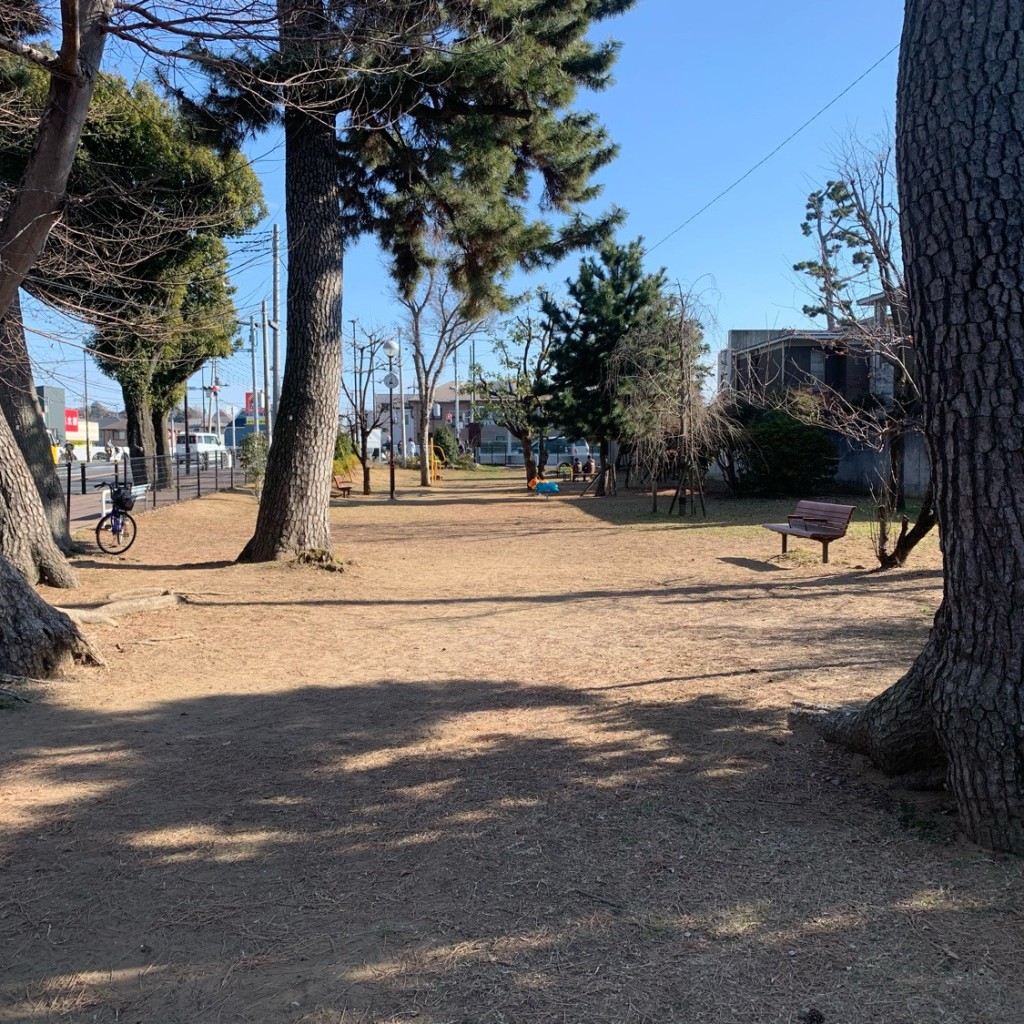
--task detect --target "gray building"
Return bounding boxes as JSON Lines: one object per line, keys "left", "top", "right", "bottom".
{"left": 36, "top": 385, "right": 67, "bottom": 442}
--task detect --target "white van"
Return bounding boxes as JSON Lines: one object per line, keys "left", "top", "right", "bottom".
{"left": 175, "top": 432, "right": 232, "bottom": 468}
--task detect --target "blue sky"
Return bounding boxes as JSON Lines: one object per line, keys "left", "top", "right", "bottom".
{"left": 28, "top": 0, "right": 905, "bottom": 417}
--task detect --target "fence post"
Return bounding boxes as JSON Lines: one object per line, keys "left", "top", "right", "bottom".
{"left": 80, "top": 462, "right": 87, "bottom": 494}
{"left": 65, "top": 461, "right": 71, "bottom": 524}
{"left": 176, "top": 453, "right": 181, "bottom": 502}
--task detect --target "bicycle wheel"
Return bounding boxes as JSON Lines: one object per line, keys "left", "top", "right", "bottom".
{"left": 95, "top": 511, "right": 138, "bottom": 554}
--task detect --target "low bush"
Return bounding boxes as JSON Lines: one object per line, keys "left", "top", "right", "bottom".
{"left": 735, "top": 410, "right": 839, "bottom": 497}
{"left": 431, "top": 426, "right": 460, "bottom": 465}
{"left": 239, "top": 433, "right": 269, "bottom": 499}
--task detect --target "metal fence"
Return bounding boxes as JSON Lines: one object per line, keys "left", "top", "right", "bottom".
{"left": 58, "top": 450, "right": 245, "bottom": 522}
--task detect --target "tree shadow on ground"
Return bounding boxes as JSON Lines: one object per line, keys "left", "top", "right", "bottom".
{"left": 1, "top": 678, "right": 1020, "bottom": 1024}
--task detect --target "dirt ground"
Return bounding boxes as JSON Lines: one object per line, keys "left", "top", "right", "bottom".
{"left": 2, "top": 468, "right": 1021, "bottom": 1024}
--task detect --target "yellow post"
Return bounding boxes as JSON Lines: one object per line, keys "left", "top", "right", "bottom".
{"left": 429, "top": 444, "right": 443, "bottom": 483}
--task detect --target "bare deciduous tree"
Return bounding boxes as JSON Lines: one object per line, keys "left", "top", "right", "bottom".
{"left": 340, "top": 323, "right": 394, "bottom": 494}
{"left": 783, "top": 135, "right": 936, "bottom": 567}
{"left": 398, "top": 266, "right": 492, "bottom": 486}
{"left": 472, "top": 307, "right": 554, "bottom": 487}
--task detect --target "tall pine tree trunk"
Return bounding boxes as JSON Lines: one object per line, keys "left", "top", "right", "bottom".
{"left": 0, "top": 293, "right": 75, "bottom": 551}
{"left": 239, "top": 5, "right": 341, "bottom": 562}
{"left": 820, "top": 0, "right": 1024, "bottom": 853}
{"left": 0, "top": 394, "right": 78, "bottom": 588}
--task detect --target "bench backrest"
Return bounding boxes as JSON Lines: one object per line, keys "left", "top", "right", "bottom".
{"left": 101, "top": 483, "right": 149, "bottom": 515}
{"left": 793, "top": 500, "right": 855, "bottom": 532}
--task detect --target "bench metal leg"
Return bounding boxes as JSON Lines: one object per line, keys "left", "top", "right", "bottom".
{"left": 822, "top": 541, "right": 830, "bottom": 564}
{"left": 781, "top": 534, "right": 787, "bottom": 554}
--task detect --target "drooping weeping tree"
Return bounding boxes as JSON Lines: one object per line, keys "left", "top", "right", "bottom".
{"left": 610, "top": 289, "right": 734, "bottom": 514}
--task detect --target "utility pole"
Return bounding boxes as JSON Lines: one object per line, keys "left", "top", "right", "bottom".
{"left": 470, "top": 339, "right": 476, "bottom": 424}
{"left": 82, "top": 349, "right": 91, "bottom": 461}
{"left": 350, "top": 319, "right": 359, "bottom": 434}
{"left": 262, "top": 300, "right": 273, "bottom": 442}
{"left": 453, "top": 344, "right": 460, "bottom": 442}
{"left": 398, "top": 331, "right": 407, "bottom": 460}
{"left": 212, "top": 357, "right": 220, "bottom": 437}
{"left": 272, "top": 224, "right": 281, "bottom": 423}
{"left": 249, "top": 316, "right": 260, "bottom": 437}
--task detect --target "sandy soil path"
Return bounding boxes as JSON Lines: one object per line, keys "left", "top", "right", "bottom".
{"left": 1, "top": 470, "right": 1020, "bottom": 1023}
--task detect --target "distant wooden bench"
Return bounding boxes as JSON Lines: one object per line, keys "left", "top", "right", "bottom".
{"left": 762, "top": 500, "right": 855, "bottom": 564}
{"left": 331, "top": 475, "right": 353, "bottom": 498}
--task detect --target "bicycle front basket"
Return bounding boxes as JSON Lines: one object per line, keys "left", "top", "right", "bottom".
{"left": 112, "top": 485, "right": 136, "bottom": 511}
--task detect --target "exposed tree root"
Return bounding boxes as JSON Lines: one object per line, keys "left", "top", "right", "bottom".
{"left": 291, "top": 549, "right": 344, "bottom": 572}
{"left": 56, "top": 592, "right": 183, "bottom": 624}
{"left": 789, "top": 644, "right": 947, "bottom": 778}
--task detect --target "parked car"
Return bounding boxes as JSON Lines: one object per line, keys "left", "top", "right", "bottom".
{"left": 175, "top": 432, "right": 232, "bottom": 468}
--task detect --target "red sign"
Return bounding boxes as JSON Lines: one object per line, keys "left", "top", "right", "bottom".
{"left": 245, "top": 391, "right": 264, "bottom": 414}
{"left": 65, "top": 409, "right": 79, "bottom": 432}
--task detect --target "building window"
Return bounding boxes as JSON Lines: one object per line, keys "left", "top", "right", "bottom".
{"left": 810, "top": 349, "right": 826, "bottom": 382}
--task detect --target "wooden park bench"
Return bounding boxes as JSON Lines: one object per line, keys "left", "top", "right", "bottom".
{"left": 331, "top": 475, "right": 353, "bottom": 498}
{"left": 762, "top": 500, "right": 855, "bottom": 564}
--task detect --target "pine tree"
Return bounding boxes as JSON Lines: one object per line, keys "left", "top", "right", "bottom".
{"left": 184, "top": 0, "right": 637, "bottom": 561}
{"left": 814, "top": 0, "right": 1024, "bottom": 853}
{"left": 543, "top": 239, "right": 667, "bottom": 490}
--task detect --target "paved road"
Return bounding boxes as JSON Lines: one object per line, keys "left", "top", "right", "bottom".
{"left": 58, "top": 460, "right": 243, "bottom": 525}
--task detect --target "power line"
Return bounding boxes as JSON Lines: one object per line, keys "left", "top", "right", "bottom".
{"left": 645, "top": 44, "right": 900, "bottom": 256}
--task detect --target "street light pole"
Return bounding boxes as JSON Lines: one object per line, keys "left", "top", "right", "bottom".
{"left": 382, "top": 338, "right": 400, "bottom": 500}
{"left": 82, "top": 348, "right": 91, "bottom": 461}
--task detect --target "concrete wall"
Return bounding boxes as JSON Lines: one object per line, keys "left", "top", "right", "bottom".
{"left": 832, "top": 430, "right": 930, "bottom": 498}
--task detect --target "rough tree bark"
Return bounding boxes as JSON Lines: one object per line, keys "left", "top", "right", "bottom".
{"left": 419, "top": 407, "right": 432, "bottom": 486}
{"left": 817, "top": 0, "right": 1024, "bottom": 853}
{"left": 0, "top": 293, "right": 75, "bottom": 550}
{"left": 238, "top": 4, "right": 341, "bottom": 562}
{"left": 0, "top": 0, "right": 114, "bottom": 322}
{"left": 0, "top": 553, "right": 97, "bottom": 677}
{"left": 123, "top": 385, "right": 157, "bottom": 486}
{"left": 0, "top": 393, "right": 78, "bottom": 588}
{"left": 151, "top": 409, "right": 172, "bottom": 489}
